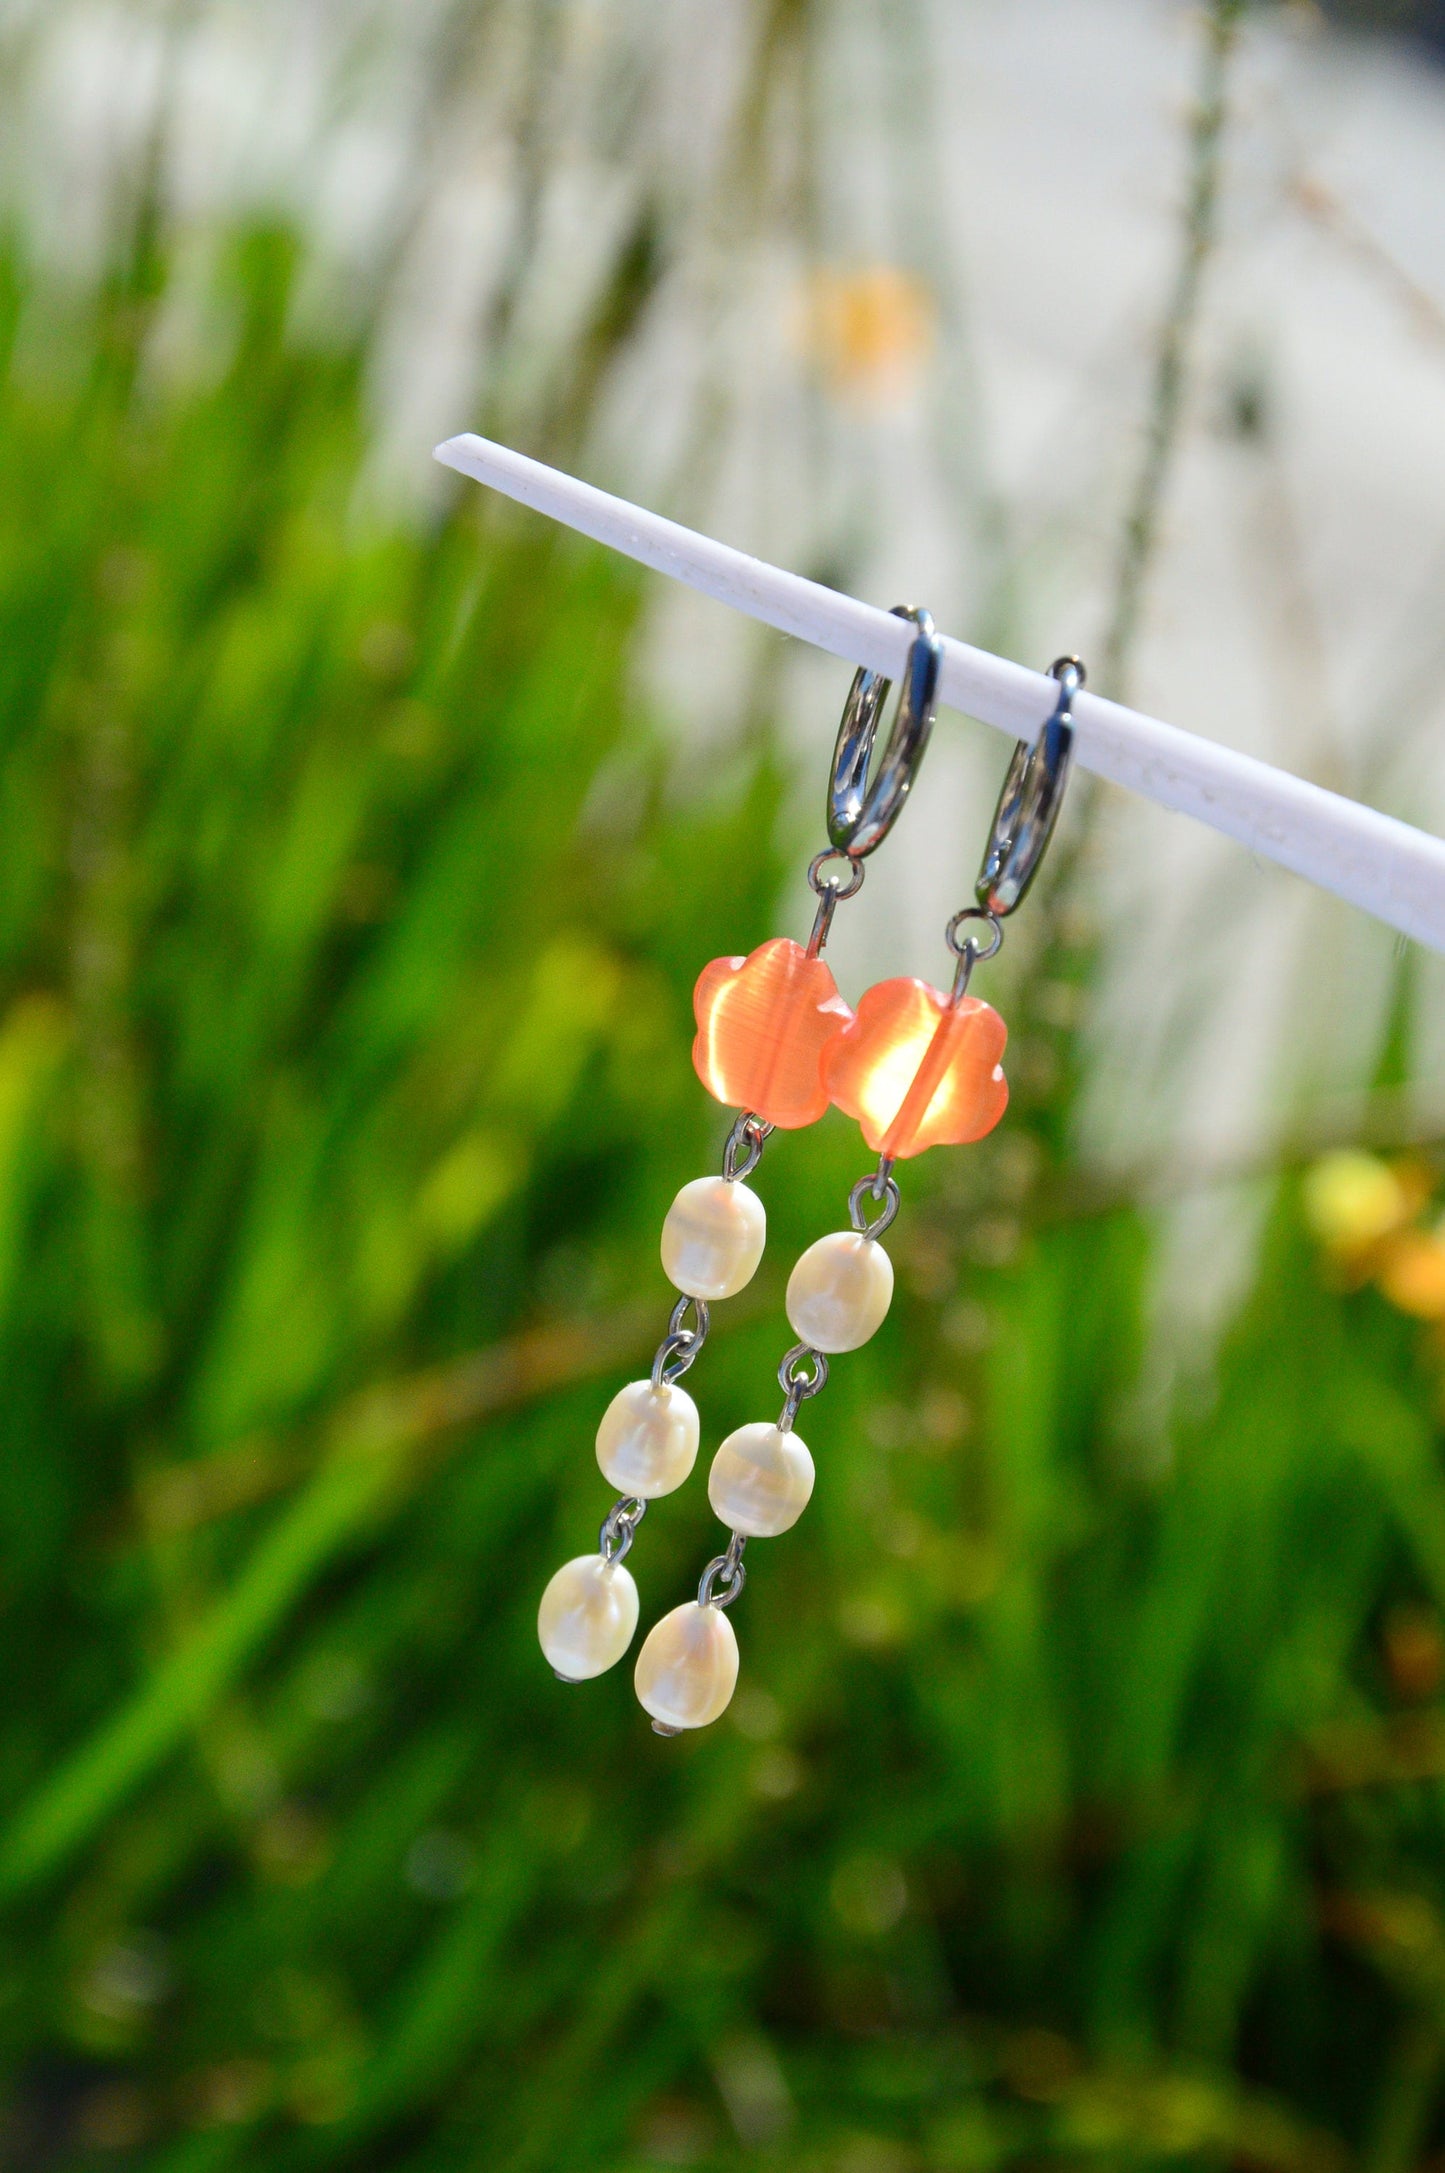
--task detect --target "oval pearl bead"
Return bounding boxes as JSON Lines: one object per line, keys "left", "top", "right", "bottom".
{"left": 595, "top": 1379, "right": 700, "bottom": 1497}
{"left": 634, "top": 1601, "right": 740, "bottom": 1730}
{"left": 707, "top": 1422, "right": 815, "bottom": 1538}
{"left": 785, "top": 1230, "right": 894, "bottom": 1353}
{"left": 660, "top": 1176, "right": 766, "bottom": 1300}
{"left": 538, "top": 1554, "right": 639, "bottom": 1680}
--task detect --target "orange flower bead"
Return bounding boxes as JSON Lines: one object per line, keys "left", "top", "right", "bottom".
{"left": 693, "top": 938, "right": 853, "bottom": 1130}
{"left": 824, "top": 978, "right": 1008, "bottom": 1158}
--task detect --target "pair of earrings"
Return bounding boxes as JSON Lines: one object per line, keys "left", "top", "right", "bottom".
{"left": 538, "top": 612, "right": 1084, "bottom": 1734}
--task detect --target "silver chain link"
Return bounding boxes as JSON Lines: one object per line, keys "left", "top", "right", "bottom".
{"left": 804, "top": 848, "right": 865, "bottom": 958}
{"left": 698, "top": 1529, "right": 747, "bottom": 1608}
{"left": 944, "top": 905, "right": 1004, "bottom": 1004}
{"left": 650, "top": 1293, "right": 711, "bottom": 1388}
{"left": 848, "top": 1156, "right": 901, "bottom": 1239}
{"left": 722, "top": 1109, "right": 772, "bottom": 1182}
{"left": 599, "top": 1494, "right": 647, "bottom": 1564}
{"left": 777, "top": 1341, "right": 830, "bottom": 1433}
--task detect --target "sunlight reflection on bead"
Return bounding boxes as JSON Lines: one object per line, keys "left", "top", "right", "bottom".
{"left": 785, "top": 1231, "right": 893, "bottom": 1352}
{"left": 538, "top": 1554, "right": 639, "bottom": 1680}
{"left": 596, "top": 1380, "right": 699, "bottom": 1497}
{"left": 707, "top": 1422, "right": 814, "bottom": 1537}
{"left": 824, "top": 979, "right": 1007, "bottom": 1157}
{"left": 634, "top": 1601, "right": 740, "bottom": 1729}
{"left": 661, "top": 1176, "right": 765, "bottom": 1298}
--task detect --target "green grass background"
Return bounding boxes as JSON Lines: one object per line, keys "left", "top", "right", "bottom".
{"left": 0, "top": 200, "right": 1441, "bottom": 2173}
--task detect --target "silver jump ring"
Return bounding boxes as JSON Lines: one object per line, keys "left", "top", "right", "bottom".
{"left": 777, "top": 1342, "right": 829, "bottom": 1431}
{"left": 722, "top": 1111, "right": 772, "bottom": 1182}
{"left": 807, "top": 849, "right": 866, "bottom": 902}
{"left": 651, "top": 1295, "right": 710, "bottom": 1387}
{"left": 944, "top": 906, "right": 1004, "bottom": 961}
{"left": 805, "top": 850, "right": 865, "bottom": 958}
{"left": 599, "top": 1495, "right": 647, "bottom": 1564}
{"left": 848, "top": 1171, "right": 902, "bottom": 1238}
{"left": 777, "top": 1343, "right": 829, "bottom": 1401}
{"left": 698, "top": 1531, "right": 747, "bottom": 1608}
{"left": 945, "top": 906, "right": 1005, "bottom": 1002}
{"left": 828, "top": 605, "right": 942, "bottom": 859}
{"left": 975, "top": 655, "right": 1083, "bottom": 917}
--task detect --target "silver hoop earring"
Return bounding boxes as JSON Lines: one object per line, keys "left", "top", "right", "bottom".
{"left": 975, "top": 655, "right": 1083, "bottom": 916}
{"left": 828, "top": 604, "right": 942, "bottom": 860}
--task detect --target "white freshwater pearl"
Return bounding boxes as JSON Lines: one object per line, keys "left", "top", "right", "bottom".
{"left": 538, "top": 1554, "right": 639, "bottom": 1680}
{"left": 785, "top": 1230, "right": 894, "bottom": 1353}
{"left": 634, "top": 1601, "right": 739, "bottom": 1729}
{"left": 661, "top": 1177, "right": 766, "bottom": 1300}
{"left": 707, "top": 1422, "right": 815, "bottom": 1538}
{"left": 595, "top": 1379, "right": 700, "bottom": 1497}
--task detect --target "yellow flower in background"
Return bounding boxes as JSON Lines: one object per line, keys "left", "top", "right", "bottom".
{"left": 800, "top": 265, "right": 936, "bottom": 405}
{"left": 1302, "top": 1150, "right": 1410, "bottom": 1254}
{"left": 1304, "top": 1150, "right": 1445, "bottom": 1325}
{"left": 1376, "top": 1227, "right": 1445, "bottom": 1321}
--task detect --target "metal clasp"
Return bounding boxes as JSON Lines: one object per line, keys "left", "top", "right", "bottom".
{"left": 828, "top": 605, "right": 942, "bottom": 860}
{"left": 975, "top": 656, "right": 1084, "bottom": 917}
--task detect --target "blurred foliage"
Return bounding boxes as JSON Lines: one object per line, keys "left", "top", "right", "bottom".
{"left": 0, "top": 191, "right": 1443, "bottom": 2173}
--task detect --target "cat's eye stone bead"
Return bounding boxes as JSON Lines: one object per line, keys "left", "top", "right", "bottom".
{"left": 824, "top": 980, "right": 1008, "bottom": 1157}
{"left": 692, "top": 937, "right": 852, "bottom": 1130}
{"left": 707, "top": 1422, "right": 815, "bottom": 1538}
{"left": 538, "top": 1554, "right": 639, "bottom": 1681}
{"left": 634, "top": 1600, "right": 740, "bottom": 1730}
{"left": 661, "top": 1176, "right": 766, "bottom": 1299}
{"left": 595, "top": 1379, "right": 700, "bottom": 1498}
{"left": 785, "top": 1230, "right": 894, "bottom": 1353}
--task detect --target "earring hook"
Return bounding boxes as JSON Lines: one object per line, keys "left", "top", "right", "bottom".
{"left": 827, "top": 604, "right": 942, "bottom": 860}
{"left": 974, "top": 655, "right": 1083, "bottom": 917}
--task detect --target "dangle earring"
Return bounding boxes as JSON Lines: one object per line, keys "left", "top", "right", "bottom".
{"left": 632, "top": 655, "right": 1083, "bottom": 1734}
{"left": 537, "top": 607, "right": 943, "bottom": 1689}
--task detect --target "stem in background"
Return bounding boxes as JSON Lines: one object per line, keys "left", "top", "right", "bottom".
{"left": 1365, "top": 2013, "right": 1445, "bottom": 2173}
{"left": 1003, "top": 2, "right": 1245, "bottom": 1002}
{"left": 1100, "top": 0, "right": 1245, "bottom": 703}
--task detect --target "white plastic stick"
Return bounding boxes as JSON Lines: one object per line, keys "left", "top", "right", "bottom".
{"left": 435, "top": 432, "right": 1445, "bottom": 954}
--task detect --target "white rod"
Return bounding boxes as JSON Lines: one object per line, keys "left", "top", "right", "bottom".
{"left": 435, "top": 432, "right": 1445, "bottom": 955}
